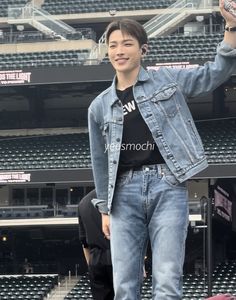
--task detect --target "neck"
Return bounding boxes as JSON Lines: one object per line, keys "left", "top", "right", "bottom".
{"left": 116, "top": 67, "right": 140, "bottom": 91}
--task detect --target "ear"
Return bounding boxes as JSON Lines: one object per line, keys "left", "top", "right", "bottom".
{"left": 141, "top": 44, "right": 148, "bottom": 55}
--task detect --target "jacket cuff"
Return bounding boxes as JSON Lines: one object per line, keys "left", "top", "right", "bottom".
{"left": 218, "top": 41, "right": 236, "bottom": 57}
{"left": 91, "top": 198, "right": 109, "bottom": 214}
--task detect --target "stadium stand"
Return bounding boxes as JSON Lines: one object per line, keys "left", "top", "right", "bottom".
{"left": 64, "top": 274, "right": 92, "bottom": 300}
{"left": 1, "top": 32, "right": 224, "bottom": 69}
{"left": 199, "top": 118, "right": 236, "bottom": 164}
{"left": 0, "top": 30, "right": 223, "bottom": 69}
{"left": 0, "top": 0, "right": 29, "bottom": 17}
{"left": 183, "top": 261, "right": 236, "bottom": 299}
{"left": 41, "top": 0, "right": 177, "bottom": 14}
{"left": 145, "top": 33, "right": 224, "bottom": 62}
{"left": 0, "top": 133, "right": 90, "bottom": 170}
{"left": 0, "top": 274, "right": 58, "bottom": 300}
{"left": 0, "top": 50, "right": 90, "bottom": 69}
{"left": 0, "top": 29, "right": 95, "bottom": 45}
{"left": 0, "top": 0, "right": 235, "bottom": 299}
{"left": 65, "top": 261, "right": 236, "bottom": 300}
{"left": 0, "top": 204, "right": 78, "bottom": 219}
{"left": 0, "top": 118, "right": 235, "bottom": 171}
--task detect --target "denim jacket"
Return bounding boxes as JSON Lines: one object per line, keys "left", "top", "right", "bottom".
{"left": 88, "top": 41, "right": 236, "bottom": 214}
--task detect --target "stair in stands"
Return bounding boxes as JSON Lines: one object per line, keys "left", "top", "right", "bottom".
{"left": 49, "top": 276, "right": 79, "bottom": 300}
{"left": 7, "top": 2, "right": 75, "bottom": 40}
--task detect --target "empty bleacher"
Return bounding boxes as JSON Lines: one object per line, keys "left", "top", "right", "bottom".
{"left": 145, "top": 33, "right": 224, "bottom": 63}
{"left": 64, "top": 274, "right": 92, "bottom": 299}
{"left": 0, "top": 133, "right": 91, "bottom": 170}
{"left": 0, "top": 205, "right": 46, "bottom": 219}
{"left": 196, "top": 118, "right": 236, "bottom": 164}
{"left": 0, "top": 274, "right": 58, "bottom": 300}
{"left": 0, "top": 49, "right": 90, "bottom": 70}
{"left": 182, "top": 261, "right": 236, "bottom": 299}
{"left": 64, "top": 261, "right": 236, "bottom": 299}
{"left": 1, "top": 249, "right": 234, "bottom": 299}
{"left": 143, "top": 264, "right": 236, "bottom": 299}
{"left": 0, "top": 118, "right": 235, "bottom": 171}
{"left": 41, "top": 0, "right": 176, "bottom": 15}
{"left": 0, "top": 0, "right": 29, "bottom": 18}
{"left": 0, "top": 29, "right": 95, "bottom": 45}
{"left": 2, "top": 32, "right": 222, "bottom": 69}
{"left": 0, "top": 204, "right": 78, "bottom": 219}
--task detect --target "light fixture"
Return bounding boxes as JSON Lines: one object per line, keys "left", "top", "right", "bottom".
{"left": 196, "top": 16, "right": 204, "bottom": 22}
{"left": 109, "top": 9, "right": 117, "bottom": 16}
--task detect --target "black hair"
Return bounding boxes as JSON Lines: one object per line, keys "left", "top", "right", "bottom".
{"left": 105, "top": 18, "right": 148, "bottom": 47}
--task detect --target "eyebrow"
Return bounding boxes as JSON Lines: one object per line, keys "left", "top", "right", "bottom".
{"left": 109, "top": 38, "right": 134, "bottom": 44}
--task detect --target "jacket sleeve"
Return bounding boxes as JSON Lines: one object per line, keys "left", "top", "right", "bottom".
{"left": 165, "top": 41, "right": 236, "bottom": 98}
{"left": 88, "top": 106, "right": 109, "bottom": 214}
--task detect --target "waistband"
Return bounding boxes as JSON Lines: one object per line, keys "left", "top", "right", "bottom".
{"left": 118, "top": 163, "right": 171, "bottom": 177}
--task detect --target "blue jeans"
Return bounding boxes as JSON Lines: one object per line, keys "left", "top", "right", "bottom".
{"left": 110, "top": 164, "right": 189, "bottom": 300}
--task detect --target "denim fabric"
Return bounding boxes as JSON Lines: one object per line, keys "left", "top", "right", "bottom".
{"left": 88, "top": 41, "right": 236, "bottom": 214}
{"left": 110, "top": 164, "right": 189, "bottom": 300}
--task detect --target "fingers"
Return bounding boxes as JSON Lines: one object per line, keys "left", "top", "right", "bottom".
{"left": 219, "top": 0, "right": 224, "bottom": 9}
{"left": 102, "top": 213, "right": 110, "bottom": 240}
{"left": 220, "top": 0, "right": 236, "bottom": 25}
{"left": 103, "top": 226, "right": 110, "bottom": 239}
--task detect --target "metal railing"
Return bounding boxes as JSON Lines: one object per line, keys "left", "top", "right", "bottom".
{"left": 32, "top": 7, "right": 76, "bottom": 37}
{"left": 172, "top": 23, "right": 224, "bottom": 35}
{"left": 0, "top": 204, "right": 78, "bottom": 219}
{"left": 0, "top": 28, "right": 95, "bottom": 44}
{"left": 87, "top": 32, "right": 106, "bottom": 64}
{"left": 143, "top": 0, "right": 197, "bottom": 37}
{"left": 8, "top": 3, "right": 75, "bottom": 39}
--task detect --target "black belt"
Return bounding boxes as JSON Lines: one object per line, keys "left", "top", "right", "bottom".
{"left": 118, "top": 163, "right": 166, "bottom": 175}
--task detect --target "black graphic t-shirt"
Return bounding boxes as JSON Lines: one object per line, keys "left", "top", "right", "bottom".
{"left": 116, "top": 86, "right": 165, "bottom": 173}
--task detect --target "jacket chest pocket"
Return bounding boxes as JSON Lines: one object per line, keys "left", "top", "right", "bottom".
{"left": 101, "top": 118, "right": 123, "bottom": 143}
{"left": 151, "top": 85, "right": 179, "bottom": 118}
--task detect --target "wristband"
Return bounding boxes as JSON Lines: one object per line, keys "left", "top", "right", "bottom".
{"left": 225, "top": 25, "right": 236, "bottom": 32}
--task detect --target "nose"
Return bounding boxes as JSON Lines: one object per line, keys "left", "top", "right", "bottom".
{"left": 116, "top": 45, "right": 125, "bottom": 55}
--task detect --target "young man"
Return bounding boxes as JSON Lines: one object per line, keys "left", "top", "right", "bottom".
{"left": 88, "top": 1, "right": 236, "bottom": 299}
{"left": 78, "top": 189, "right": 114, "bottom": 300}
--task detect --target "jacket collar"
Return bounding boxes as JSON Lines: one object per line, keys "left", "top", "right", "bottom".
{"left": 109, "top": 66, "right": 150, "bottom": 106}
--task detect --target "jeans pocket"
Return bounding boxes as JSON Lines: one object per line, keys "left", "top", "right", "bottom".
{"left": 162, "top": 172, "right": 186, "bottom": 189}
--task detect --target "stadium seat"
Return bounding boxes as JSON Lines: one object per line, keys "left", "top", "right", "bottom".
{"left": 41, "top": 0, "right": 176, "bottom": 14}
{"left": 0, "top": 275, "right": 58, "bottom": 300}
{"left": 0, "top": 133, "right": 91, "bottom": 170}
{"left": 0, "top": 49, "right": 90, "bottom": 69}
{"left": 0, "top": 119, "right": 236, "bottom": 171}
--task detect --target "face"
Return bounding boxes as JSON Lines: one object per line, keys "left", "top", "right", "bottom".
{"left": 107, "top": 29, "right": 143, "bottom": 76}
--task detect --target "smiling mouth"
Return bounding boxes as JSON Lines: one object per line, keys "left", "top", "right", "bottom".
{"left": 115, "top": 58, "right": 128, "bottom": 62}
